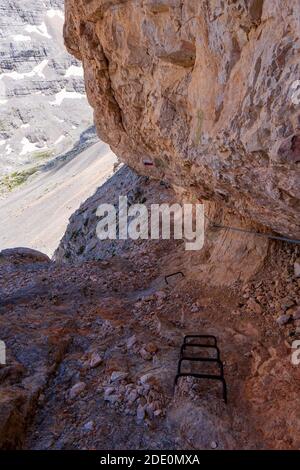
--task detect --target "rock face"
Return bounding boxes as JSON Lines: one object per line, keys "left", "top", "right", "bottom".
{"left": 64, "top": 0, "right": 300, "bottom": 238}
{"left": 55, "top": 164, "right": 270, "bottom": 286}
{"left": 0, "top": 247, "right": 51, "bottom": 265}
{"left": 54, "top": 165, "right": 180, "bottom": 263}
{"left": 0, "top": 0, "right": 93, "bottom": 174}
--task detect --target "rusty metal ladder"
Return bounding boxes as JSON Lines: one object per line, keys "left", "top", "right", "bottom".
{"left": 174, "top": 334, "right": 227, "bottom": 403}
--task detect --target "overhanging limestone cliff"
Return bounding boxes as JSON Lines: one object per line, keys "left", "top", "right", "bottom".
{"left": 64, "top": 0, "right": 300, "bottom": 238}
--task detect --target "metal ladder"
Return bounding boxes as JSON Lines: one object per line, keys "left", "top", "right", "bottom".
{"left": 174, "top": 335, "right": 227, "bottom": 403}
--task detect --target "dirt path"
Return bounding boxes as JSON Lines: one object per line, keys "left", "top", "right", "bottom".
{"left": 1, "top": 239, "right": 299, "bottom": 450}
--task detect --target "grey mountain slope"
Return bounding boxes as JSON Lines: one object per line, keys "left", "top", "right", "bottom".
{"left": 0, "top": 140, "right": 117, "bottom": 256}
{"left": 0, "top": 0, "right": 93, "bottom": 175}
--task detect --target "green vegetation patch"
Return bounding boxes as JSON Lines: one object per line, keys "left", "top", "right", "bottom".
{"left": 0, "top": 167, "right": 39, "bottom": 192}
{"left": 32, "top": 149, "right": 53, "bottom": 160}
{"left": 0, "top": 120, "right": 8, "bottom": 132}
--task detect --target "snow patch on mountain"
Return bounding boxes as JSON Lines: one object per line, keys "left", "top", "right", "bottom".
{"left": 50, "top": 88, "right": 85, "bottom": 106}
{"left": 65, "top": 65, "right": 83, "bottom": 78}
{"left": 25, "top": 23, "right": 51, "bottom": 39}
{"left": 12, "top": 34, "right": 31, "bottom": 42}
{"left": 0, "top": 60, "right": 49, "bottom": 80}
{"left": 20, "top": 137, "right": 48, "bottom": 156}
{"left": 0, "top": 0, "right": 93, "bottom": 175}
{"left": 54, "top": 135, "right": 65, "bottom": 145}
{"left": 47, "top": 9, "right": 64, "bottom": 20}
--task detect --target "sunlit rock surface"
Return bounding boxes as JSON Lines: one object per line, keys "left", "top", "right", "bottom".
{"left": 0, "top": 0, "right": 93, "bottom": 174}
{"left": 64, "top": 0, "right": 300, "bottom": 238}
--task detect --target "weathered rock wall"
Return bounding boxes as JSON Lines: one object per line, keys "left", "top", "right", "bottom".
{"left": 54, "top": 165, "right": 270, "bottom": 287}
{"left": 64, "top": 0, "right": 300, "bottom": 238}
